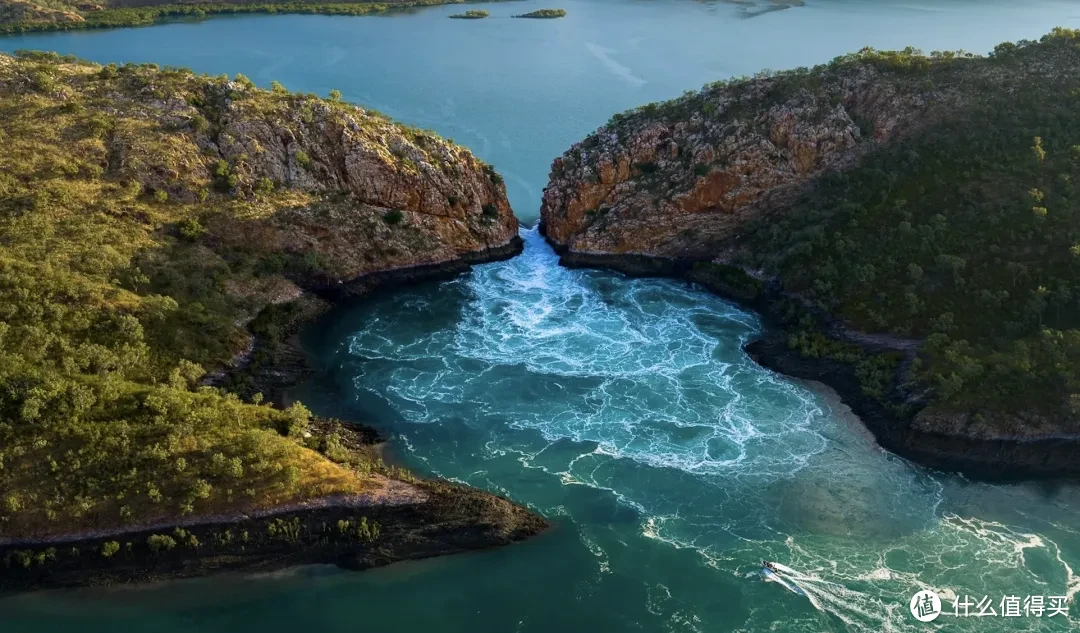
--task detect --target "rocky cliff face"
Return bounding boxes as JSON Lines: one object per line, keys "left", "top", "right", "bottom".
{"left": 539, "top": 34, "right": 1080, "bottom": 477}
{"left": 65, "top": 55, "right": 523, "bottom": 382}
{"left": 0, "top": 52, "right": 536, "bottom": 547}
{"left": 96, "top": 66, "right": 520, "bottom": 284}
{"left": 540, "top": 48, "right": 1028, "bottom": 259}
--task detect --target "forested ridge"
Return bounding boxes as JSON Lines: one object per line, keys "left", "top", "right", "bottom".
{"left": 738, "top": 31, "right": 1080, "bottom": 427}
{"left": 543, "top": 30, "right": 1080, "bottom": 434}
{"left": 0, "top": 51, "right": 505, "bottom": 540}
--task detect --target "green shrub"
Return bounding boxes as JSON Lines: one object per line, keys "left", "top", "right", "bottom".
{"left": 147, "top": 534, "right": 177, "bottom": 553}
{"left": 255, "top": 177, "right": 275, "bottom": 197}
{"left": 449, "top": 9, "right": 489, "bottom": 18}
{"left": 173, "top": 527, "right": 200, "bottom": 548}
{"left": 9, "top": 550, "right": 33, "bottom": 568}
{"left": 267, "top": 517, "right": 302, "bottom": 541}
{"left": 513, "top": 8, "right": 567, "bottom": 18}
{"left": 481, "top": 163, "right": 504, "bottom": 186}
{"left": 190, "top": 115, "right": 210, "bottom": 133}
{"left": 178, "top": 217, "right": 205, "bottom": 241}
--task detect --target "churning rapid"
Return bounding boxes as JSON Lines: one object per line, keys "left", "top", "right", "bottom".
{"left": 319, "top": 229, "right": 1078, "bottom": 633}
{"left": 2, "top": 0, "right": 1079, "bottom": 629}
{"left": 4, "top": 236, "right": 1078, "bottom": 633}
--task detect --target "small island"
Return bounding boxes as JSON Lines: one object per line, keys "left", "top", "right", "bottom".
{"left": 513, "top": 8, "right": 564, "bottom": 18}
{"left": 448, "top": 9, "right": 488, "bottom": 18}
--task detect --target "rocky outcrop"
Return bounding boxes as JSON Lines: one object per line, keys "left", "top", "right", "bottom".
{"left": 539, "top": 56, "right": 986, "bottom": 258}
{"left": 539, "top": 35, "right": 1080, "bottom": 261}
{"left": 97, "top": 69, "right": 520, "bottom": 284}
{"left": 0, "top": 53, "right": 540, "bottom": 576}
{"left": 0, "top": 0, "right": 84, "bottom": 26}
{"left": 540, "top": 35, "right": 1080, "bottom": 477}
{"left": 55, "top": 58, "right": 523, "bottom": 393}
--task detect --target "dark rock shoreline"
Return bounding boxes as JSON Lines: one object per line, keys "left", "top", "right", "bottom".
{"left": 0, "top": 472, "right": 548, "bottom": 594}
{"left": 233, "top": 234, "right": 525, "bottom": 406}
{"left": 548, "top": 244, "right": 1080, "bottom": 480}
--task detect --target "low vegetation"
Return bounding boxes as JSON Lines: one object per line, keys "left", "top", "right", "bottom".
{"left": 448, "top": 9, "right": 487, "bottom": 18}
{"left": 0, "top": 50, "right": 441, "bottom": 539}
{"left": 0, "top": 0, "right": 516, "bottom": 33}
{"left": 513, "top": 8, "right": 563, "bottom": 18}
{"left": 740, "top": 31, "right": 1080, "bottom": 423}
{"left": 603, "top": 30, "right": 1080, "bottom": 425}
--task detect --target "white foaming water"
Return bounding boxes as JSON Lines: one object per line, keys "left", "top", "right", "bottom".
{"left": 350, "top": 228, "right": 823, "bottom": 477}
{"left": 345, "top": 228, "right": 1080, "bottom": 633}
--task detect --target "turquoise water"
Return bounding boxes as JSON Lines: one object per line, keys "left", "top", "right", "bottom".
{"left": 2, "top": 0, "right": 1078, "bottom": 222}
{"left": 6, "top": 229, "right": 1078, "bottom": 632}
{"left": 3, "top": 1, "right": 1080, "bottom": 631}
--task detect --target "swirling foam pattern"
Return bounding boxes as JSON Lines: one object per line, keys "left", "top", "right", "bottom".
{"left": 1, "top": 1, "right": 1079, "bottom": 630}
{"left": 337, "top": 228, "right": 1079, "bottom": 632}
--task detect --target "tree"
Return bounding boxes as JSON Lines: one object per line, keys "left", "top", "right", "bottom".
{"left": 146, "top": 534, "right": 176, "bottom": 554}
{"left": 255, "top": 177, "right": 274, "bottom": 197}
{"left": 1033, "top": 136, "right": 1047, "bottom": 162}
{"left": 283, "top": 402, "right": 311, "bottom": 437}
{"left": 188, "top": 479, "right": 213, "bottom": 501}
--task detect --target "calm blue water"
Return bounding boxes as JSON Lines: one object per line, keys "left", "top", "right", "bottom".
{"left": 2, "top": 1, "right": 1080, "bottom": 631}
{"left": 2, "top": 0, "right": 1078, "bottom": 222}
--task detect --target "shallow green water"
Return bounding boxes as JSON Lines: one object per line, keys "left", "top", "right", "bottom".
{"left": 2, "top": 1, "right": 1080, "bottom": 631}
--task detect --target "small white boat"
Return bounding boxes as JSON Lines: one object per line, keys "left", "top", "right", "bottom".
{"left": 762, "top": 562, "right": 808, "bottom": 597}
